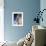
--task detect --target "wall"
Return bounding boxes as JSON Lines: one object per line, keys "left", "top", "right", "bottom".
{"left": 0, "top": 0, "right": 4, "bottom": 8}
{"left": 40, "top": 0, "right": 46, "bottom": 26}
{"left": 4, "top": 0, "right": 40, "bottom": 42}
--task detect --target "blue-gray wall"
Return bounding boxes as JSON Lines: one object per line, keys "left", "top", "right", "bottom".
{"left": 4, "top": 0, "right": 40, "bottom": 42}
{"left": 40, "top": 0, "right": 46, "bottom": 27}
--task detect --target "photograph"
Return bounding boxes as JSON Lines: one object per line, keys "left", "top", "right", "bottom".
{"left": 12, "top": 12, "right": 23, "bottom": 26}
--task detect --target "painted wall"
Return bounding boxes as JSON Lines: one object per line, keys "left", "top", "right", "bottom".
{"left": 0, "top": 0, "right": 4, "bottom": 8}
{"left": 40, "top": 0, "right": 46, "bottom": 26}
{"left": 4, "top": 0, "right": 40, "bottom": 42}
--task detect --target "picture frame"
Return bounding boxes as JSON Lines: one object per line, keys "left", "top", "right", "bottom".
{"left": 12, "top": 12, "right": 23, "bottom": 26}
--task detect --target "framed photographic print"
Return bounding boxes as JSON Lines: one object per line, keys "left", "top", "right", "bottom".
{"left": 12, "top": 12, "right": 23, "bottom": 26}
